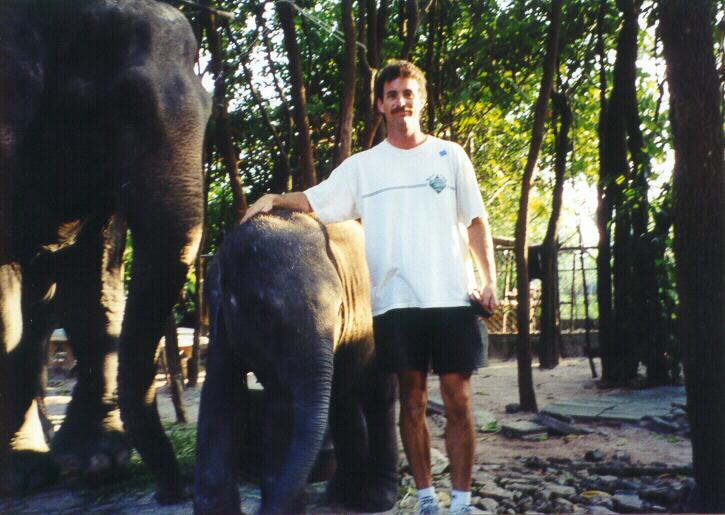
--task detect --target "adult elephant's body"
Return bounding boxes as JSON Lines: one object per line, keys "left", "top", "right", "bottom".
{"left": 0, "top": 0, "right": 210, "bottom": 500}
{"left": 195, "top": 212, "right": 399, "bottom": 514}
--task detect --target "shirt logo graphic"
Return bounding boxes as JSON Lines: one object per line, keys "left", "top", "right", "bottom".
{"left": 439, "top": 149, "right": 447, "bottom": 156}
{"left": 427, "top": 174, "right": 447, "bottom": 194}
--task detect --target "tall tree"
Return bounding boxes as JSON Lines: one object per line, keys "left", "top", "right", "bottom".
{"left": 424, "top": 0, "right": 438, "bottom": 133}
{"left": 660, "top": 0, "right": 725, "bottom": 510}
{"left": 201, "top": 7, "right": 248, "bottom": 222}
{"left": 538, "top": 89, "right": 571, "bottom": 370}
{"left": 594, "top": 0, "right": 615, "bottom": 383}
{"left": 359, "top": 0, "right": 388, "bottom": 149}
{"left": 333, "top": 0, "right": 357, "bottom": 167}
{"left": 277, "top": 0, "right": 317, "bottom": 189}
{"left": 597, "top": 0, "right": 641, "bottom": 384}
{"left": 400, "top": 0, "right": 419, "bottom": 60}
{"left": 513, "top": 0, "right": 562, "bottom": 412}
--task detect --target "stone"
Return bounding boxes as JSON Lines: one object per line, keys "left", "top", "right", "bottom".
{"left": 598, "top": 475, "right": 619, "bottom": 490}
{"left": 534, "top": 412, "right": 592, "bottom": 435}
{"left": 641, "top": 416, "right": 680, "bottom": 433}
{"left": 430, "top": 447, "right": 450, "bottom": 475}
{"left": 476, "top": 483, "right": 515, "bottom": 501}
{"left": 500, "top": 421, "right": 548, "bottom": 440}
{"left": 426, "top": 399, "right": 446, "bottom": 416}
{"left": 524, "top": 456, "right": 547, "bottom": 470}
{"left": 543, "top": 483, "right": 577, "bottom": 499}
{"left": 612, "top": 493, "right": 645, "bottom": 513}
{"left": 585, "top": 450, "right": 606, "bottom": 462}
{"left": 516, "top": 495, "right": 534, "bottom": 511}
{"left": 398, "top": 491, "right": 418, "bottom": 511}
{"left": 505, "top": 403, "right": 521, "bottom": 414}
{"left": 588, "top": 496, "right": 615, "bottom": 509}
{"left": 588, "top": 506, "right": 618, "bottom": 514}
{"left": 552, "top": 497, "right": 574, "bottom": 512}
{"left": 434, "top": 476, "right": 452, "bottom": 490}
{"left": 614, "top": 478, "right": 641, "bottom": 493}
{"left": 648, "top": 503, "right": 668, "bottom": 513}
{"left": 478, "top": 497, "right": 500, "bottom": 512}
{"left": 638, "top": 486, "right": 672, "bottom": 504}
{"left": 437, "top": 490, "right": 451, "bottom": 508}
{"left": 473, "top": 472, "right": 497, "bottom": 486}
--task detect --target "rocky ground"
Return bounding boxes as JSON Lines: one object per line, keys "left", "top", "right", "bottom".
{"left": 2, "top": 357, "right": 694, "bottom": 513}
{"left": 398, "top": 447, "right": 693, "bottom": 514}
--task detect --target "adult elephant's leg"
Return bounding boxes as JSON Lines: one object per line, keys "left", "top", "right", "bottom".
{"left": 194, "top": 264, "right": 244, "bottom": 515}
{"left": 359, "top": 359, "right": 399, "bottom": 511}
{"left": 0, "top": 262, "right": 59, "bottom": 493}
{"left": 113, "top": 38, "right": 207, "bottom": 501}
{"left": 118, "top": 230, "right": 201, "bottom": 502}
{"left": 51, "top": 216, "right": 129, "bottom": 476}
{"left": 0, "top": 9, "right": 52, "bottom": 493}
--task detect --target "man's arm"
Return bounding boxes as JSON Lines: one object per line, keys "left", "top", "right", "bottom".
{"left": 467, "top": 216, "right": 498, "bottom": 312}
{"left": 240, "top": 192, "right": 312, "bottom": 223}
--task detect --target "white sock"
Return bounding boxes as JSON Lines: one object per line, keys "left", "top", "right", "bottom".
{"left": 418, "top": 486, "right": 438, "bottom": 504}
{"left": 450, "top": 490, "right": 471, "bottom": 510}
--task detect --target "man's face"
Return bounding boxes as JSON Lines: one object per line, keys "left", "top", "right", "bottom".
{"left": 376, "top": 77, "right": 425, "bottom": 130}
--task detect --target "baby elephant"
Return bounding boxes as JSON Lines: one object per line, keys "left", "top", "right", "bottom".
{"left": 194, "top": 211, "right": 398, "bottom": 514}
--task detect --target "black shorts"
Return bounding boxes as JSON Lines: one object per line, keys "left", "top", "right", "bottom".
{"left": 373, "top": 307, "right": 484, "bottom": 375}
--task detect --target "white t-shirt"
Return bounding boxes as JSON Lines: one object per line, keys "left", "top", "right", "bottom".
{"left": 305, "top": 136, "right": 487, "bottom": 316}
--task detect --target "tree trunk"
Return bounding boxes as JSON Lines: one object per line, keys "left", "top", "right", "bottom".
{"left": 578, "top": 226, "right": 597, "bottom": 379}
{"left": 201, "top": 8, "right": 247, "bottom": 222}
{"left": 164, "top": 316, "right": 187, "bottom": 424}
{"left": 598, "top": 0, "right": 640, "bottom": 384}
{"left": 278, "top": 1, "right": 317, "bottom": 189}
{"left": 360, "top": 0, "right": 387, "bottom": 149}
{"left": 333, "top": 0, "right": 357, "bottom": 168}
{"left": 513, "top": 0, "right": 562, "bottom": 412}
{"left": 595, "top": 0, "right": 615, "bottom": 387}
{"left": 618, "top": 16, "right": 666, "bottom": 385}
{"left": 425, "top": 0, "right": 437, "bottom": 134}
{"left": 400, "top": 0, "right": 419, "bottom": 60}
{"left": 660, "top": 1, "right": 725, "bottom": 511}
{"left": 187, "top": 158, "right": 211, "bottom": 388}
{"left": 539, "top": 90, "right": 571, "bottom": 370}
{"left": 257, "top": 7, "right": 294, "bottom": 157}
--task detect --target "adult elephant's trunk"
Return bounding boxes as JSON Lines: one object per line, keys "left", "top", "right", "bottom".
{"left": 260, "top": 346, "right": 334, "bottom": 514}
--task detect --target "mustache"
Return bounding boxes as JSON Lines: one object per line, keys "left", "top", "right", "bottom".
{"left": 392, "top": 107, "right": 413, "bottom": 114}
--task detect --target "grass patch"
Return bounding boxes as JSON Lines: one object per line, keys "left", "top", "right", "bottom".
{"left": 479, "top": 420, "right": 501, "bottom": 433}
{"left": 79, "top": 422, "right": 198, "bottom": 503}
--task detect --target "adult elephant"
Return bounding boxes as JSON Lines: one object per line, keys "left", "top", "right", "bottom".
{"left": 0, "top": 0, "right": 210, "bottom": 501}
{"left": 194, "top": 212, "right": 399, "bottom": 514}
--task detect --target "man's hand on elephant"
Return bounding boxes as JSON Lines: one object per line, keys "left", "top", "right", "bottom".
{"left": 469, "top": 286, "right": 498, "bottom": 315}
{"left": 241, "top": 194, "right": 278, "bottom": 224}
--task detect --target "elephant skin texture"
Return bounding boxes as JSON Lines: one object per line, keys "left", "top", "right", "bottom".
{"left": 194, "top": 212, "right": 399, "bottom": 514}
{"left": 0, "top": 0, "right": 210, "bottom": 502}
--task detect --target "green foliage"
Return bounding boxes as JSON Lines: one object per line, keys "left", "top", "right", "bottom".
{"left": 139, "top": 0, "right": 681, "bottom": 353}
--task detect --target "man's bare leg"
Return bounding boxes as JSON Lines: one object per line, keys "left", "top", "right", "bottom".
{"left": 398, "top": 370, "right": 431, "bottom": 488}
{"left": 440, "top": 372, "right": 475, "bottom": 491}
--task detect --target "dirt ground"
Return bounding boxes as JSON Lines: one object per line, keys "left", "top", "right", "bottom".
{"left": 23, "top": 356, "right": 690, "bottom": 514}
{"left": 148, "top": 356, "right": 692, "bottom": 465}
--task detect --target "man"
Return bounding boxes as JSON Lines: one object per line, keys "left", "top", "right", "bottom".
{"left": 242, "top": 60, "right": 497, "bottom": 515}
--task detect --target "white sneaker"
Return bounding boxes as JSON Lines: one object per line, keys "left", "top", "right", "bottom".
{"left": 418, "top": 496, "right": 441, "bottom": 515}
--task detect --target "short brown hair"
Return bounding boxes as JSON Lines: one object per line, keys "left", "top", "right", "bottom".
{"left": 374, "top": 59, "right": 427, "bottom": 105}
